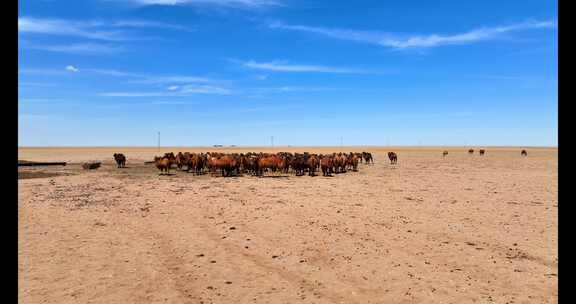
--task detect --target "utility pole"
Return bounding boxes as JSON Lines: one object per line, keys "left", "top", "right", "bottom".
{"left": 157, "top": 131, "right": 160, "bottom": 152}
{"left": 340, "top": 136, "right": 343, "bottom": 150}
{"left": 271, "top": 136, "right": 274, "bottom": 148}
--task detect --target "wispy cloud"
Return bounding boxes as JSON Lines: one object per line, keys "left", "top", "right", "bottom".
{"left": 268, "top": 19, "right": 556, "bottom": 49}
{"left": 115, "top": 0, "right": 282, "bottom": 8}
{"left": 18, "top": 82, "right": 57, "bottom": 87}
{"left": 251, "top": 86, "right": 337, "bottom": 94}
{"left": 80, "top": 68, "right": 213, "bottom": 84}
{"left": 20, "top": 67, "right": 214, "bottom": 86}
{"left": 271, "top": 86, "right": 335, "bottom": 92}
{"left": 24, "top": 43, "right": 124, "bottom": 55}
{"left": 109, "top": 20, "right": 195, "bottom": 32}
{"left": 18, "top": 99, "right": 82, "bottom": 107}
{"left": 18, "top": 68, "right": 69, "bottom": 76}
{"left": 466, "top": 74, "right": 527, "bottom": 81}
{"left": 238, "top": 105, "right": 303, "bottom": 112}
{"left": 150, "top": 100, "right": 199, "bottom": 105}
{"left": 234, "top": 59, "right": 375, "bottom": 74}
{"left": 180, "top": 84, "right": 231, "bottom": 94}
{"left": 19, "top": 17, "right": 128, "bottom": 41}
{"left": 128, "top": 76, "right": 213, "bottom": 84}
{"left": 18, "top": 17, "right": 193, "bottom": 41}
{"left": 19, "top": 98, "right": 63, "bottom": 103}
{"left": 65, "top": 65, "right": 79, "bottom": 72}
{"left": 100, "top": 84, "right": 232, "bottom": 96}
{"left": 81, "top": 69, "right": 143, "bottom": 77}
{"left": 253, "top": 74, "right": 268, "bottom": 80}
{"left": 99, "top": 92, "right": 178, "bottom": 97}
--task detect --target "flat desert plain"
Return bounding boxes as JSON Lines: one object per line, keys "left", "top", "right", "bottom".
{"left": 18, "top": 147, "right": 558, "bottom": 304}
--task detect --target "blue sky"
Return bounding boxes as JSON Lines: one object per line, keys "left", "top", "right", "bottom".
{"left": 18, "top": 0, "right": 557, "bottom": 147}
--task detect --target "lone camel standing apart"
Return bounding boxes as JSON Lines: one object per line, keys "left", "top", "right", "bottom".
{"left": 521, "top": 150, "right": 528, "bottom": 156}
{"left": 388, "top": 152, "right": 398, "bottom": 164}
{"left": 113, "top": 153, "right": 126, "bottom": 168}
{"left": 479, "top": 149, "right": 485, "bottom": 156}
{"left": 443, "top": 151, "right": 448, "bottom": 157}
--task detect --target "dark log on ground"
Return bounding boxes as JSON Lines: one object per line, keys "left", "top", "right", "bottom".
{"left": 82, "top": 162, "right": 101, "bottom": 170}
{"left": 18, "top": 160, "right": 67, "bottom": 167}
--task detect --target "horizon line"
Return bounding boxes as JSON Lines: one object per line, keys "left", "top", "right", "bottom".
{"left": 19, "top": 145, "right": 557, "bottom": 148}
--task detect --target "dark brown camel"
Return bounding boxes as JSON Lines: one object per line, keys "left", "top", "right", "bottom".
{"left": 113, "top": 153, "right": 126, "bottom": 168}
{"left": 388, "top": 152, "right": 397, "bottom": 164}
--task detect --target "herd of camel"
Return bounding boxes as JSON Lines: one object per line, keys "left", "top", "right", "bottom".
{"left": 156, "top": 151, "right": 377, "bottom": 177}
{"left": 112, "top": 149, "right": 528, "bottom": 176}
{"left": 114, "top": 151, "right": 378, "bottom": 176}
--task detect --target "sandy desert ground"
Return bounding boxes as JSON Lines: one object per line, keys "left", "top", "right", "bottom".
{"left": 18, "top": 146, "right": 558, "bottom": 303}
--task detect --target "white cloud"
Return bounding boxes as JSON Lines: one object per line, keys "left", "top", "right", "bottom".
{"left": 180, "top": 84, "right": 232, "bottom": 94}
{"left": 275, "top": 86, "right": 332, "bottom": 92}
{"left": 83, "top": 69, "right": 142, "bottom": 77}
{"left": 167, "top": 85, "right": 180, "bottom": 91}
{"left": 25, "top": 43, "right": 124, "bottom": 54}
{"left": 65, "top": 65, "right": 79, "bottom": 72}
{"left": 129, "top": 76, "right": 212, "bottom": 84}
{"left": 19, "top": 17, "right": 127, "bottom": 41}
{"left": 467, "top": 74, "right": 526, "bottom": 81}
{"left": 20, "top": 67, "right": 214, "bottom": 87}
{"left": 110, "top": 20, "right": 195, "bottom": 32}
{"left": 252, "top": 86, "right": 336, "bottom": 94}
{"left": 118, "top": 0, "right": 282, "bottom": 8}
{"left": 236, "top": 60, "right": 373, "bottom": 74}
{"left": 81, "top": 69, "right": 212, "bottom": 84}
{"left": 19, "top": 98, "right": 62, "bottom": 103}
{"left": 100, "top": 84, "right": 231, "bottom": 96}
{"left": 18, "top": 68, "right": 68, "bottom": 75}
{"left": 18, "top": 17, "right": 193, "bottom": 41}
{"left": 238, "top": 105, "right": 303, "bottom": 112}
{"left": 268, "top": 19, "right": 557, "bottom": 49}
{"left": 151, "top": 101, "right": 198, "bottom": 105}
{"left": 18, "top": 82, "right": 57, "bottom": 87}
{"left": 99, "top": 92, "right": 175, "bottom": 97}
